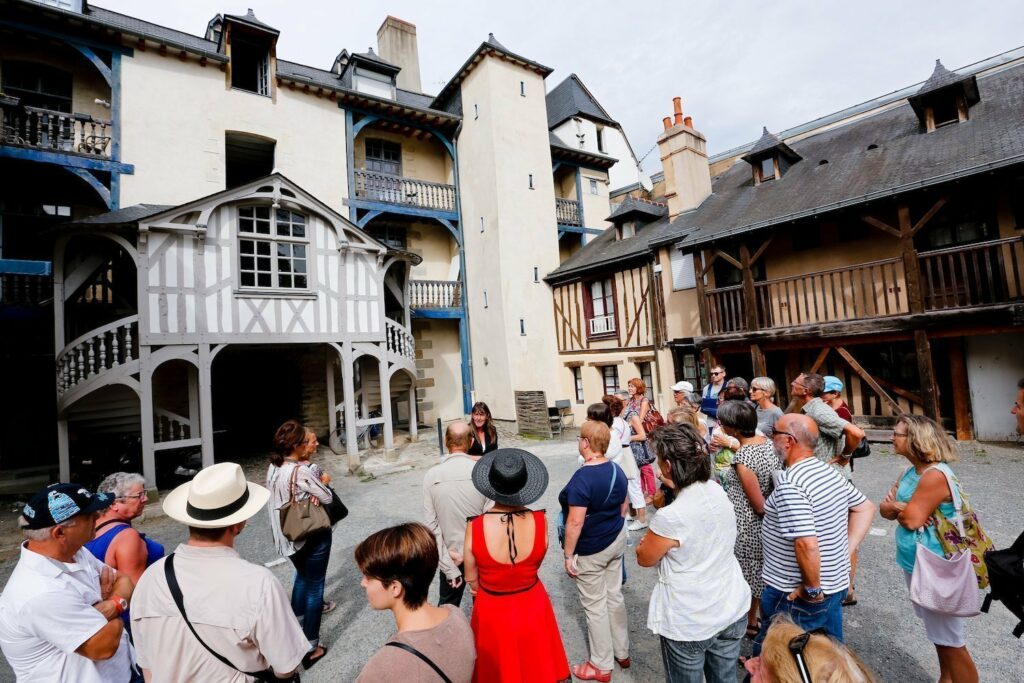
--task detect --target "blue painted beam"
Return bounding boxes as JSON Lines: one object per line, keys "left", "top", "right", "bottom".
{"left": 65, "top": 168, "right": 111, "bottom": 208}
{"left": 575, "top": 167, "right": 586, "bottom": 228}
{"left": 557, "top": 224, "right": 603, "bottom": 235}
{"left": 345, "top": 197, "right": 458, "bottom": 223}
{"left": 411, "top": 308, "right": 464, "bottom": 319}
{"left": 0, "top": 19, "right": 133, "bottom": 56}
{"left": 549, "top": 158, "right": 613, "bottom": 173}
{"left": 69, "top": 44, "right": 112, "bottom": 86}
{"left": 344, "top": 105, "right": 455, "bottom": 159}
{"left": 458, "top": 314, "right": 472, "bottom": 413}
{"left": 0, "top": 259, "right": 52, "bottom": 276}
{"left": 356, "top": 210, "right": 382, "bottom": 229}
{"left": 345, "top": 109, "right": 357, "bottom": 223}
{"left": 0, "top": 146, "right": 134, "bottom": 174}
{"left": 436, "top": 218, "right": 462, "bottom": 247}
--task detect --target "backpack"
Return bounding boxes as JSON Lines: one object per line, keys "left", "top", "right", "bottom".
{"left": 981, "top": 528, "right": 1024, "bottom": 638}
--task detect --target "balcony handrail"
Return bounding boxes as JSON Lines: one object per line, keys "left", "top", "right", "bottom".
{"left": 753, "top": 257, "right": 904, "bottom": 288}
{"left": 409, "top": 279, "right": 462, "bottom": 308}
{"left": 705, "top": 283, "right": 744, "bottom": 294}
{"left": 588, "top": 313, "right": 616, "bottom": 334}
{"left": 353, "top": 169, "right": 456, "bottom": 212}
{"left": 354, "top": 169, "right": 454, "bottom": 192}
{"left": 3, "top": 104, "right": 112, "bottom": 158}
{"left": 917, "top": 235, "right": 1022, "bottom": 258}
{"left": 555, "top": 197, "right": 582, "bottom": 226}
{"left": 21, "top": 105, "right": 112, "bottom": 127}
{"left": 58, "top": 315, "right": 138, "bottom": 364}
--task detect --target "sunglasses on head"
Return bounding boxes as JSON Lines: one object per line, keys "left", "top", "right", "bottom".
{"left": 788, "top": 628, "right": 827, "bottom": 683}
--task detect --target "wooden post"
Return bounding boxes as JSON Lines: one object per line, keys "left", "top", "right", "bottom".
{"left": 897, "top": 204, "right": 925, "bottom": 314}
{"left": 700, "top": 348, "right": 714, "bottom": 387}
{"left": 379, "top": 358, "right": 394, "bottom": 451}
{"left": 739, "top": 243, "right": 759, "bottom": 332}
{"left": 751, "top": 343, "right": 767, "bottom": 378}
{"left": 948, "top": 337, "right": 973, "bottom": 440}
{"left": 326, "top": 353, "right": 340, "bottom": 453}
{"left": 693, "top": 250, "right": 710, "bottom": 335}
{"left": 138, "top": 347, "right": 157, "bottom": 487}
{"left": 914, "top": 330, "right": 941, "bottom": 422}
{"left": 57, "top": 418, "right": 70, "bottom": 483}
{"left": 341, "top": 346, "right": 359, "bottom": 467}
{"left": 197, "top": 343, "right": 215, "bottom": 469}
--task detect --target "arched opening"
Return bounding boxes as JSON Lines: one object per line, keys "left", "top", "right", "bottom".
{"left": 64, "top": 383, "right": 140, "bottom": 489}
{"left": 60, "top": 233, "right": 137, "bottom": 344}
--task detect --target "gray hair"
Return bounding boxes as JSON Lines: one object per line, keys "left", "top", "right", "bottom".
{"left": 20, "top": 515, "right": 77, "bottom": 542}
{"left": 725, "top": 377, "right": 750, "bottom": 393}
{"left": 680, "top": 391, "right": 702, "bottom": 409}
{"left": 790, "top": 418, "right": 820, "bottom": 448}
{"left": 98, "top": 472, "right": 146, "bottom": 499}
{"left": 751, "top": 376, "right": 777, "bottom": 398}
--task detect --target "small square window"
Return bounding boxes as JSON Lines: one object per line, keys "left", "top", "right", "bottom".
{"left": 528, "top": 174, "right": 534, "bottom": 189}
{"left": 520, "top": 81, "right": 525, "bottom": 97}
{"left": 572, "top": 367, "right": 584, "bottom": 404}
{"left": 601, "top": 365, "right": 619, "bottom": 396}
{"left": 589, "top": 178, "right": 599, "bottom": 195}
{"left": 760, "top": 156, "right": 775, "bottom": 182}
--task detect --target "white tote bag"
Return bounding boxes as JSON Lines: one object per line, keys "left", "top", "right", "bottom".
{"left": 909, "top": 532, "right": 982, "bottom": 617}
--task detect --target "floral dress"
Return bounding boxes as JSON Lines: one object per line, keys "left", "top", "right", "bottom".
{"left": 724, "top": 441, "right": 781, "bottom": 597}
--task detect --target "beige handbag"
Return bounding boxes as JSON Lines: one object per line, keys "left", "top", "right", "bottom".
{"left": 278, "top": 464, "right": 330, "bottom": 542}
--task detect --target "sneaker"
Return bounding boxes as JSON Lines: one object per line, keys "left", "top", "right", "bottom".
{"left": 627, "top": 519, "right": 648, "bottom": 532}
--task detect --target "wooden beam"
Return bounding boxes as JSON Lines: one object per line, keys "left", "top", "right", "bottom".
{"left": 873, "top": 375, "right": 924, "bottom": 406}
{"left": 694, "top": 251, "right": 711, "bottom": 334}
{"left": 749, "top": 235, "right": 775, "bottom": 266}
{"left": 809, "top": 347, "right": 831, "bottom": 374}
{"left": 699, "top": 249, "right": 719, "bottom": 278}
{"left": 898, "top": 204, "right": 926, "bottom": 315}
{"left": 835, "top": 345, "right": 903, "bottom": 415}
{"left": 751, "top": 343, "right": 767, "bottom": 378}
{"left": 861, "top": 214, "right": 901, "bottom": 239}
{"left": 715, "top": 249, "right": 743, "bottom": 270}
{"left": 948, "top": 337, "right": 973, "bottom": 440}
{"left": 911, "top": 196, "right": 948, "bottom": 236}
{"left": 913, "top": 329, "right": 941, "bottom": 421}
{"left": 739, "top": 243, "right": 759, "bottom": 332}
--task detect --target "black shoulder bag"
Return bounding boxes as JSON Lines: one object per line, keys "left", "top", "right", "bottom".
{"left": 385, "top": 641, "right": 452, "bottom": 683}
{"left": 164, "top": 554, "right": 300, "bottom": 682}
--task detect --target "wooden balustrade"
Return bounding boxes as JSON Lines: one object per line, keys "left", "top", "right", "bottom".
{"left": 920, "top": 236, "right": 1024, "bottom": 310}
{"left": 705, "top": 285, "right": 747, "bottom": 334}
{"left": 56, "top": 316, "right": 138, "bottom": 397}
{"left": 2, "top": 106, "right": 112, "bottom": 158}
{"left": 155, "top": 409, "right": 192, "bottom": 443}
{"left": 353, "top": 169, "right": 456, "bottom": 212}
{"left": 0, "top": 272, "right": 52, "bottom": 306}
{"left": 385, "top": 318, "right": 415, "bottom": 360}
{"left": 555, "top": 198, "right": 582, "bottom": 226}
{"left": 409, "top": 279, "right": 461, "bottom": 308}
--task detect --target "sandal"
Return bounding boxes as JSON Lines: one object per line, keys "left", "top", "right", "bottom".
{"left": 302, "top": 645, "right": 328, "bottom": 670}
{"left": 745, "top": 622, "right": 761, "bottom": 639}
{"left": 615, "top": 656, "right": 631, "bottom": 669}
{"left": 571, "top": 661, "right": 611, "bottom": 682}
{"left": 322, "top": 600, "right": 338, "bottom": 614}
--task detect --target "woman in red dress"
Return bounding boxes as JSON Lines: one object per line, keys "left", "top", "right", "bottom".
{"left": 464, "top": 448, "right": 570, "bottom": 683}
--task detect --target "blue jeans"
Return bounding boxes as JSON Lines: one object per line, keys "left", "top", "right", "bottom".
{"left": 659, "top": 616, "right": 745, "bottom": 683}
{"left": 289, "top": 530, "right": 332, "bottom": 646}
{"left": 753, "top": 585, "right": 847, "bottom": 655}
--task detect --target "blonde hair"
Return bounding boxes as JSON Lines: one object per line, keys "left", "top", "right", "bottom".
{"left": 666, "top": 406, "right": 699, "bottom": 429}
{"left": 751, "top": 376, "right": 777, "bottom": 398}
{"left": 580, "top": 419, "right": 611, "bottom": 456}
{"left": 760, "top": 615, "right": 877, "bottom": 683}
{"left": 897, "top": 414, "right": 957, "bottom": 464}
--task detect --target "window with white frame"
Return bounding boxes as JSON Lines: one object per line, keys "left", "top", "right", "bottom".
{"left": 638, "top": 362, "right": 654, "bottom": 401}
{"left": 587, "top": 278, "right": 616, "bottom": 336}
{"left": 601, "top": 365, "right": 619, "bottom": 396}
{"left": 238, "top": 206, "right": 309, "bottom": 290}
{"left": 572, "top": 366, "right": 584, "bottom": 403}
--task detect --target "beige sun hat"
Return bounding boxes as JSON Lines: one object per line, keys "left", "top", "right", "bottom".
{"left": 163, "top": 462, "right": 270, "bottom": 528}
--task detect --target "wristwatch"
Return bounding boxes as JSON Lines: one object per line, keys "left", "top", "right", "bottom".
{"left": 109, "top": 596, "right": 128, "bottom": 615}
{"left": 803, "top": 586, "right": 823, "bottom": 600}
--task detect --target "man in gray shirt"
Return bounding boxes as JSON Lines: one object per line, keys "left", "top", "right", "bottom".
{"left": 790, "top": 372, "right": 865, "bottom": 473}
{"left": 423, "top": 421, "right": 492, "bottom": 607}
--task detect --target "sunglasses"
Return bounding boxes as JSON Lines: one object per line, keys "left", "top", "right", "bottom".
{"left": 788, "top": 629, "right": 827, "bottom": 683}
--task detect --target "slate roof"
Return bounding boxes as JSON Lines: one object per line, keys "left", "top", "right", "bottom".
{"left": 653, "top": 60, "right": 1024, "bottom": 251}
{"left": 85, "top": 6, "right": 225, "bottom": 60}
{"left": 432, "top": 33, "right": 553, "bottom": 111}
{"left": 908, "top": 59, "right": 981, "bottom": 119}
{"left": 65, "top": 204, "right": 173, "bottom": 227}
{"left": 916, "top": 59, "right": 966, "bottom": 97}
{"left": 606, "top": 197, "right": 667, "bottom": 223}
{"left": 742, "top": 127, "right": 801, "bottom": 162}
{"left": 223, "top": 9, "right": 279, "bottom": 36}
{"left": 546, "top": 74, "right": 617, "bottom": 129}
{"left": 349, "top": 48, "right": 401, "bottom": 74}
{"left": 550, "top": 58, "right": 1024, "bottom": 281}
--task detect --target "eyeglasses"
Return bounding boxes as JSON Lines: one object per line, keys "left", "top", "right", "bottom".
{"left": 120, "top": 492, "right": 148, "bottom": 501}
{"left": 788, "top": 630, "right": 826, "bottom": 683}
{"left": 892, "top": 431, "right": 908, "bottom": 439}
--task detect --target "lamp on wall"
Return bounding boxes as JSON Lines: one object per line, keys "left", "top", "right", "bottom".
{"left": 94, "top": 98, "right": 111, "bottom": 108}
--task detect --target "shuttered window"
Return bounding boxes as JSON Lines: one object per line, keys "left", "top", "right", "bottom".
{"left": 671, "top": 249, "right": 696, "bottom": 291}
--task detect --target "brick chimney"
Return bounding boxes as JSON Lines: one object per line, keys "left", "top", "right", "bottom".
{"left": 377, "top": 16, "right": 421, "bottom": 93}
{"left": 657, "top": 98, "right": 712, "bottom": 218}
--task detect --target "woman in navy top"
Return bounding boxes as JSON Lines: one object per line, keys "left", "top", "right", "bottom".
{"left": 466, "top": 401, "right": 499, "bottom": 455}
{"left": 559, "top": 417, "right": 630, "bottom": 682}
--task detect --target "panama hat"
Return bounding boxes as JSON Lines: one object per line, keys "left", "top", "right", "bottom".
{"left": 163, "top": 462, "right": 270, "bottom": 528}
{"left": 472, "top": 448, "right": 549, "bottom": 507}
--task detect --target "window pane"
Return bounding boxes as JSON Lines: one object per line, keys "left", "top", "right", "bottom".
{"left": 279, "top": 274, "right": 292, "bottom": 288}
{"left": 240, "top": 255, "right": 254, "bottom": 270}
{"left": 257, "top": 273, "right": 271, "bottom": 287}
{"left": 240, "top": 240, "right": 254, "bottom": 255}
{"left": 294, "top": 274, "right": 307, "bottom": 289}
{"left": 256, "top": 242, "right": 270, "bottom": 255}
{"left": 257, "top": 257, "right": 271, "bottom": 271}
{"left": 760, "top": 157, "right": 775, "bottom": 180}
{"left": 241, "top": 272, "right": 254, "bottom": 286}
{"left": 292, "top": 258, "right": 307, "bottom": 274}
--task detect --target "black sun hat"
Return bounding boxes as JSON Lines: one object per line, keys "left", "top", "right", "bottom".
{"left": 471, "top": 448, "right": 549, "bottom": 507}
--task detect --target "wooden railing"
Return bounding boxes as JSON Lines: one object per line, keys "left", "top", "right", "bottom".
{"left": 555, "top": 198, "right": 582, "bottom": 226}
{"left": 0, "top": 272, "right": 52, "bottom": 306}
{"left": 409, "top": 279, "right": 461, "bottom": 308}
{"left": 155, "top": 408, "right": 192, "bottom": 443}
{"left": 705, "top": 285, "right": 747, "bottom": 334}
{"left": 56, "top": 315, "right": 137, "bottom": 397}
{"left": 1, "top": 106, "right": 112, "bottom": 158}
{"left": 385, "top": 318, "right": 414, "bottom": 360}
{"left": 588, "top": 314, "right": 616, "bottom": 335}
{"left": 920, "top": 236, "right": 1024, "bottom": 310}
{"left": 353, "top": 170, "right": 456, "bottom": 212}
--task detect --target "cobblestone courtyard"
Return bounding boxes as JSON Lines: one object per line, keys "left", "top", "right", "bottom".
{"left": 1, "top": 432, "right": 1022, "bottom": 682}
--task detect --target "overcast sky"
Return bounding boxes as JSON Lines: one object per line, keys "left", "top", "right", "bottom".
{"left": 98, "top": 0, "right": 1024, "bottom": 173}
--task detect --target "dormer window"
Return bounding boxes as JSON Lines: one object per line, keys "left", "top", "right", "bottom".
{"left": 224, "top": 10, "right": 278, "bottom": 98}
{"left": 620, "top": 221, "right": 636, "bottom": 239}
{"left": 346, "top": 49, "right": 400, "bottom": 100}
{"left": 355, "top": 68, "right": 394, "bottom": 99}
{"left": 743, "top": 127, "right": 801, "bottom": 186}
{"left": 908, "top": 60, "right": 980, "bottom": 133}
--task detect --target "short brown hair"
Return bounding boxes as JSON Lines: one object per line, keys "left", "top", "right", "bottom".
{"left": 272, "top": 420, "right": 307, "bottom": 467}
{"left": 602, "top": 394, "right": 624, "bottom": 418}
{"left": 354, "top": 523, "right": 438, "bottom": 609}
{"left": 444, "top": 422, "right": 473, "bottom": 451}
{"left": 627, "top": 377, "right": 646, "bottom": 396}
{"left": 580, "top": 419, "right": 611, "bottom": 456}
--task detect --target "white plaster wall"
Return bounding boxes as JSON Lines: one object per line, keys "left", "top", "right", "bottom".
{"left": 119, "top": 50, "right": 347, "bottom": 211}
{"left": 551, "top": 119, "right": 649, "bottom": 193}
{"left": 965, "top": 333, "right": 1024, "bottom": 441}
{"left": 459, "top": 58, "right": 562, "bottom": 420}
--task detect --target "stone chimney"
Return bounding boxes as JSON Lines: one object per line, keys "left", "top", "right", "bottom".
{"left": 657, "top": 98, "right": 712, "bottom": 218}
{"left": 377, "top": 16, "right": 421, "bottom": 93}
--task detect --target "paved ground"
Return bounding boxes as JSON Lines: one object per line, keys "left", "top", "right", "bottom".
{"left": 1, "top": 431, "right": 1023, "bottom": 682}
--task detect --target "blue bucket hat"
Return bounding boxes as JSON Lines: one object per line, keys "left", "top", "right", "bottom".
{"left": 823, "top": 376, "right": 844, "bottom": 394}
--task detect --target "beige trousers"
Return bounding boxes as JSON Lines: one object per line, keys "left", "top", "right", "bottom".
{"left": 574, "top": 526, "right": 630, "bottom": 670}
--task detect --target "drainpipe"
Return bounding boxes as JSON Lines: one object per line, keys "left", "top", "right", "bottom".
{"left": 451, "top": 120, "right": 475, "bottom": 414}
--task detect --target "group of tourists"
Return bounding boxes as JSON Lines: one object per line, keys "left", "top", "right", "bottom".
{"left": 0, "top": 378, "right": 1019, "bottom": 682}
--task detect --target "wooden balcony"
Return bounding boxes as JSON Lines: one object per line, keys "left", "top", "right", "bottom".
{"left": 702, "top": 236, "right": 1024, "bottom": 336}
{"left": 1, "top": 105, "right": 112, "bottom": 159}
{"left": 409, "top": 279, "right": 461, "bottom": 309}
{"left": 556, "top": 198, "right": 582, "bottom": 226}
{"left": 0, "top": 260, "right": 52, "bottom": 307}
{"left": 353, "top": 169, "right": 456, "bottom": 213}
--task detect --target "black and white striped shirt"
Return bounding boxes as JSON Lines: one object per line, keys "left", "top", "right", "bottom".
{"left": 761, "top": 456, "right": 867, "bottom": 593}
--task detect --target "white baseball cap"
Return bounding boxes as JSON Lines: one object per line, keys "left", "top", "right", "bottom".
{"left": 671, "top": 381, "right": 695, "bottom": 393}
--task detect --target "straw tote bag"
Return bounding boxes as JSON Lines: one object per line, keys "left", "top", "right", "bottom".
{"left": 910, "top": 530, "right": 982, "bottom": 617}
{"left": 278, "top": 464, "right": 330, "bottom": 543}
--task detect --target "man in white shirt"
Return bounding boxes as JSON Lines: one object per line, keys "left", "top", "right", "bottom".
{"left": 423, "top": 421, "right": 492, "bottom": 607}
{"left": 0, "top": 483, "right": 137, "bottom": 682}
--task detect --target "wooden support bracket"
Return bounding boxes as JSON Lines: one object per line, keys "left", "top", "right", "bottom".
{"left": 835, "top": 345, "right": 903, "bottom": 416}
{"left": 861, "top": 215, "right": 901, "bottom": 239}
